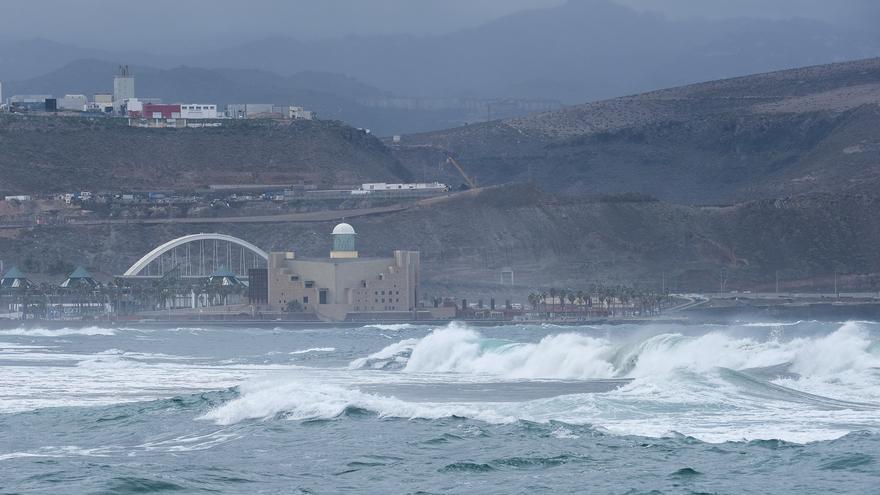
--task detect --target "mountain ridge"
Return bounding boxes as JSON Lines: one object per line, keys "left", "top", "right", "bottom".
{"left": 395, "top": 57, "right": 880, "bottom": 203}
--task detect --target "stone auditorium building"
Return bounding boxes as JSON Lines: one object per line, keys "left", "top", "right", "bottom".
{"left": 267, "top": 223, "right": 421, "bottom": 321}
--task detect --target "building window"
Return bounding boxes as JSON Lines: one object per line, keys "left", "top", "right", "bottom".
{"left": 305, "top": 281, "right": 315, "bottom": 288}
{"left": 319, "top": 289, "right": 328, "bottom": 305}
{"left": 290, "top": 276, "right": 299, "bottom": 281}
{"left": 303, "top": 296, "right": 309, "bottom": 304}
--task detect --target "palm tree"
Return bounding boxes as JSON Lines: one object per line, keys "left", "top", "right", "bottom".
{"left": 559, "top": 288, "right": 568, "bottom": 314}
{"left": 576, "top": 290, "right": 586, "bottom": 316}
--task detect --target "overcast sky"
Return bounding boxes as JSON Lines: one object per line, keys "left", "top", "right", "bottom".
{"left": 1, "top": 0, "right": 876, "bottom": 52}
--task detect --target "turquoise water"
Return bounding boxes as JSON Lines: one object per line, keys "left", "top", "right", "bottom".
{"left": 1, "top": 321, "right": 878, "bottom": 493}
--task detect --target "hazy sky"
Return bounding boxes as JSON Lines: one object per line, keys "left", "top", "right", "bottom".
{"left": 619, "top": 0, "right": 877, "bottom": 25}
{"left": 1, "top": 0, "right": 876, "bottom": 51}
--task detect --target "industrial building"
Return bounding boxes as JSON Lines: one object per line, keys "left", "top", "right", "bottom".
{"left": 9, "top": 95, "right": 53, "bottom": 112}
{"left": 267, "top": 223, "right": 421, "bottom": 321}
{"left": 58, "top": 94, "right": 88, "bottom": 111}
{"left": 113, "top": 65, "right": 135, "bottom": 112}
{"left": 90, "top": 93, "right": 114, "bottom": 113}
{"left": 225, "top": 103, "right": 314, "bottom": 120}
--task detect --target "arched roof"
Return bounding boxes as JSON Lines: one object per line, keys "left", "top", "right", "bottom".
{"left": 123, "top": 233, "right": 268, "bottom": 277}
{"left": 332, "top": 223, "right": 356, "bottom": 235}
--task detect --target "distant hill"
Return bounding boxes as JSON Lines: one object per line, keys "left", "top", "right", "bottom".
{"left": 0, "top": 115, "right": 411, "bottom": 193}
{"left": 395, "top": 57, "right": 880, "bottom": 203}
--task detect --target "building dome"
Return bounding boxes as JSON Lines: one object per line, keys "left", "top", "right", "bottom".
{"left": 332, "top": 223, "right": 356, "bottom": 235}
{"left": 331, "top": 223, "right": 358, "bottom": 258}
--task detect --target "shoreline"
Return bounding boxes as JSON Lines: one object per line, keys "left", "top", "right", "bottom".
{"left": 0, "top": 314, "right": 872, "bottom": 330}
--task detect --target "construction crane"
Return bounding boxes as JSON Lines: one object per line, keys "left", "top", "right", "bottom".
{"left": 444, "top": 156, "right": 477, "bottom": 189}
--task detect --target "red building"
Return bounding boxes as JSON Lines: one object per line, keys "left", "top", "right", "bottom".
{"left": 132, "top": 104, "right": 181, "bottom": 119}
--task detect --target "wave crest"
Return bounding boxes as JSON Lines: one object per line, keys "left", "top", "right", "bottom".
{"left": 348, "top": 322, "right": 879, "bottom": 381}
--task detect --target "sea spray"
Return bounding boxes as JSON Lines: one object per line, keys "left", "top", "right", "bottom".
{"left": 403, "top": 325, "right": 616, "bottom": 379}
{"left": 350, "top": 321, "right": 879, "bottom": 382}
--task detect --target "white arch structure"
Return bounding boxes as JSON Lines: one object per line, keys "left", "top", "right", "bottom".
{"left": 124, "top": 233, "right": 269, "bottom": 277}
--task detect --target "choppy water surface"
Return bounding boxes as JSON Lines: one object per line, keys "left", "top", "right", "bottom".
{"left": 1, "top": 320, "right": 879, "bottom": 493}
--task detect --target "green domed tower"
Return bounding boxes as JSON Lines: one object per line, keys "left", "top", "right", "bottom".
{"left": 330, "top": 223, "right": 358, "bottom": 259}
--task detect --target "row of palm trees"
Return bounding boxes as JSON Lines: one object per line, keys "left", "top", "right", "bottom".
{"left": 527, "top": 285, "right": 669, "bottom": 318}
{"left": 1, "top": 279, "right": 246, "bottom": 319}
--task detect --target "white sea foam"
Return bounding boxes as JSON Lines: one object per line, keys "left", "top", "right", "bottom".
{"left": 348, "top": 338, "right": 419, "bottom": 370}
{"left": 348, "top": 322, "right": 880, "bottom": 384}
{"left": 0, "top": 446, "right": 111, "bottom": 461}
{"left": 742, "top": 321, "right": 812, "bottom": 327}
{"left": 277, "top": 321, "right": 878, "bottom": 442}
{"left": 199, "top": 368, "right": 879, "bottom": 443}
{"left": 200, "top": 378, "right": 520, "bottom": 426}
{"left": 403, "top": 325, "right": 615, "bottom": 379}
{"left": 363, "top": 323, "right": 416, "bottom": 331}
{"left": 0, "top": 326, "right": 118, "bottom": 337}
{"left": 5, "top": 320, "right": 879, "bottom": 445}
{"left": 289, "top": 347, "right": 336, "bottom": 355}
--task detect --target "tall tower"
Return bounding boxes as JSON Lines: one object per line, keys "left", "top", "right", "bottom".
{"left": 113, "top": 65, "right": 135, "bottom": 113}
{"left": 330, "top": 223, "right": 358, "bottom": 259}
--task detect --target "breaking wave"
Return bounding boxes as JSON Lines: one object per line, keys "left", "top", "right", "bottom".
{"left": 347, "top": 321, "right": 880, "bottom": 381}
{"left": 203, "top": 321, "right": 880, "bottom": 443}
{"left": 348, "top": 338, "right": 419, "bottom": 370}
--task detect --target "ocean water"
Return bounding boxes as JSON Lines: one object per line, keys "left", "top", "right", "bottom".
{"left": 1, "top": 320, "right": 878, "bottom": 494}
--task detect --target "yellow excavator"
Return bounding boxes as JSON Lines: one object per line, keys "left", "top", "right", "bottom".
{"left": 444, "top": 156, "right": 477, "bottom": 189}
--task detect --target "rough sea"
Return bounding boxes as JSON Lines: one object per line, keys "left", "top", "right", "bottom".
{"left": 1, "top": 320, "right": 878, "bottom": 494}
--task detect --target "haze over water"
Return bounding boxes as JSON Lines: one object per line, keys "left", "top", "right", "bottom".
{"left": 1, "top": 320, "right": 878, "bottom": 493}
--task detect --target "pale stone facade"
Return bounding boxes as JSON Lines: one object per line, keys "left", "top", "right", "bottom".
{"left": 267, "top": 224, "right": 420, "bottom": 321}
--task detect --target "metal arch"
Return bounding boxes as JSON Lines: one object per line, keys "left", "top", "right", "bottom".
{"left": 123, "top": 233, "right": 268, "bottom": 276}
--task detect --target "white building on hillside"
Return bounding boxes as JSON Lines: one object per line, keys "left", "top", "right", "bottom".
{"left": 361, "top": 182, "right": 448, "bottom": 192}
{"left": 180, "top": 104, "right": 218, "bottom": 119}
